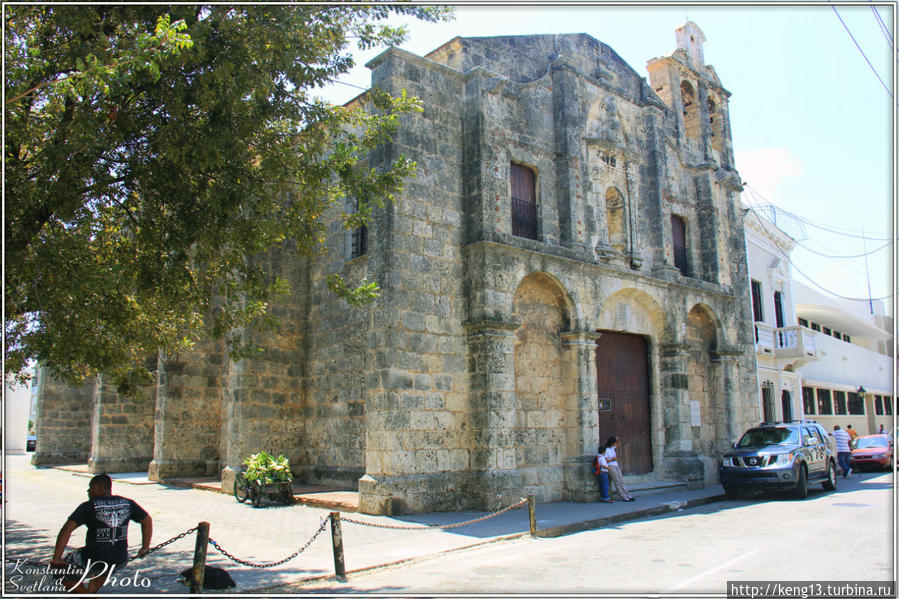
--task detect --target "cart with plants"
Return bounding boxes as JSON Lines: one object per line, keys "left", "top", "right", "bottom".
{"left": 233, "top": 452, "right": 294, "bottom": 507}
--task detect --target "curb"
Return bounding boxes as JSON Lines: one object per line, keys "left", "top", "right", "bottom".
{"left": 535, "top": 493, "right": 726, "bottom": 538}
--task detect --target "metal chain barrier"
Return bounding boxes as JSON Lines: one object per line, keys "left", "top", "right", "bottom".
{"left": 207, "top": 518, "right": 329, "bottom": 568}
{"left": 340, "top": 497, "right": 528, "bottom": 531}
{"left": 130, "top": 526, "right": 198, "bottom": 561}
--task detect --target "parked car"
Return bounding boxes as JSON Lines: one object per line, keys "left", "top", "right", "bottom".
{"left": 850, "top": 434, "right": 893, "bottom": 471}
{"left": 26, "top": 435, "right": 36, "bottom": 452}
{"left": 719, "top": 421, "right": 837, "bottom": 499}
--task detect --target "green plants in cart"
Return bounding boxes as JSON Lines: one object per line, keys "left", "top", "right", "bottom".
{"left": 234, "top": 452, "right": 293, "bottom": 507}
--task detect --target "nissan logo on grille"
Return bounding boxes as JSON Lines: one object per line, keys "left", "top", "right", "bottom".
{"left": 746, "top": 457, "right": 759, "bottom": 466}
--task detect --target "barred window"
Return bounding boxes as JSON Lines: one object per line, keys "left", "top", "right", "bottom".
{"left": 833, "top": 391, "right": 847, "bottom": 415}
{"left": 847, "top": 392, "right": 864, "bottom": 415}
{"left": 802, "top": 387, "right": 816, "bottom": 416}
{"left": 816, "top": 389, "right": 832, "bottom": 415}
{"left": 511, "top": 163, "right": 538, "bottom": 240}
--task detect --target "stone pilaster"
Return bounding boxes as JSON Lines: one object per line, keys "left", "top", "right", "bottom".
{"left": 148, "top": 342, "right": 224, "bottom": 481}
{"left": 659, "top": 342, "right": 704, "bottom": 487}
{"left": 560, "top": 331, "right": 601, "bottom": 501}
{"left": 551, "top": 55, "right": 590, "bottom": 254}
{"left": 711, "top": 348, "right": 745, "bottom": 448}
{"left": 465, "top": 319, "right": 521, "bottom": 510}
{"left": 88, "top": 376, "right": 154, "bottom": 473}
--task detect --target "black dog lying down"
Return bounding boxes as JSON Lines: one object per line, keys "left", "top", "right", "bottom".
{"left": 179, "top": 566, "right": 236, "bottom": 589}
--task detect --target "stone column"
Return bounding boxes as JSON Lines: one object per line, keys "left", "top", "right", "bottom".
{"left": 659, "top": 342, "right": 704, "bottom": 487}
{"left": 560, "top": 331, "right": 601, "bottom": 501}
{"left": 88, "top": 376, "right": 154, "bottom": 473}
{"left": 465, "top": 319, "right": 521, "bottom": 510}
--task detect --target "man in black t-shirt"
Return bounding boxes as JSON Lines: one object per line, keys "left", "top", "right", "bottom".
{"left": 50, "top": 474, "right": 153, "bottom": 593}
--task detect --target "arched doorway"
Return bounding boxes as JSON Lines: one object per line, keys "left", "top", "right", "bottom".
{"left": 596, "top": 332, "right": 652, "bottom": 474}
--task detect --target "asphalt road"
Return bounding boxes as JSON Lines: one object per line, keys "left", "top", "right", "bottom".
{"left": 294, "top": 471, "right": 896, "bottom": 595}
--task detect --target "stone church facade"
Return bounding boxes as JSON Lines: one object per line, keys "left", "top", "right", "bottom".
{"left": 32, "top": 23, "right": 760, "bottom": 514}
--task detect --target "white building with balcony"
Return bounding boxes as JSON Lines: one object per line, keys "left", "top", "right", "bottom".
{"left": 745, "top": 205, "right": 895, "bottom": 435}
{"left": 793, "top": 282, "right": 894, "bottom": 435}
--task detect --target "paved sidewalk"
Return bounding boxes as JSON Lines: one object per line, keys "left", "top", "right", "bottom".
{"left": 3, "top": 455, "right": 724, "bottom": 594}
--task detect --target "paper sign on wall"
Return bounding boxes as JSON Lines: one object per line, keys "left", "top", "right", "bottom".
{"left": 690, "top": 400, "right": 701, "bottom": 427}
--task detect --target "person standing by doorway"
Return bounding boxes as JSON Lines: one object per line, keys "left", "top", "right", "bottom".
{"left": 603, "top": 436, "right": 635, "bottom": 502}
{"left": 832, "top": 425, "right": 852, "bottom": 477}
{"left": 594, "top": 443, "right": 612, "bottom": 503}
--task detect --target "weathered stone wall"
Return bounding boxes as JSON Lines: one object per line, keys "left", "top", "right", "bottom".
{"left": 31, "top": 369, "right": 92, "bottom": 465}
{"left": 88, "top": 377, "right": 154, "bottom": 473}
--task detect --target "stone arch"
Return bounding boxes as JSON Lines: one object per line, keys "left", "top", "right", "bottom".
{"left": 605, "top": 187, "right": 627, "bottom": 252}
{"left": 586, "top": 95, "right": 626, "bottom": 146}
{"left": 685, "top": 303, "right": 726, "bottom": 483}
{"left": 596, "top": 287, "right": 669, "bottom": 340}
{"left": 511, "top": 272, "right": 577, "bottom": 501}
{"left": 680, "top": 79, "right": 700, "bottom": 142}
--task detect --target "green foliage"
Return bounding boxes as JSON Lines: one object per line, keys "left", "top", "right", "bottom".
{"left": 242, "top": 451, "right": 292, "bottom": 485}
{"left": 4, "top": 5, "right": 452, "bottom": 390}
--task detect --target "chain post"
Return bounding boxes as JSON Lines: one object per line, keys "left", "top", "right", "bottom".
{"left": 190, "top": 521, "right": 210, "bottom": 594}
{"left": 329, "top": 512, "right": 346, "bottom": 579}
{"left": 527, "top": 495, "right": 537, "bottom": 537}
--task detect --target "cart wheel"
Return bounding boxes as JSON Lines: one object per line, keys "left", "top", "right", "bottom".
{"left": 234, "top": 473, "right": 249, "bottom": 503}
{"left": 251, "top": 483, "right": 262, "bottom": 508}
{"left": 281, "top": 482, "right": 293, "bottom": 505}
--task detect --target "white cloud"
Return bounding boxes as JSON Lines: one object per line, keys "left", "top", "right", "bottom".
{"left": 733, "top": 147, "right": 803, "bottom": 206}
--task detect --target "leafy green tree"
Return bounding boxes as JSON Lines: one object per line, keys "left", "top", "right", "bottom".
{"left": 5, "top": 4, "right": 450, "bottom": 390}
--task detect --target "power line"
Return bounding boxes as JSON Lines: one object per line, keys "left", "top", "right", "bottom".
{"left": 742, "top": 185, "right": 893, "bottom": 242}
{"left": 794, "top": 237, "right": 891, "bottom": 259}
{"left": 869, "top": 3, "right": 895, "bottom": 50}
{"left": 746, "top": 202, "right": 893, "bottom": 303}
{"left": 830, "top": 3, "right": 894, "bottom": 99}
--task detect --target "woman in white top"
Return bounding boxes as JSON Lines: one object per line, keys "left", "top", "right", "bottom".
{"left": 603, "top": 436, "right": 635, "bottom": 502}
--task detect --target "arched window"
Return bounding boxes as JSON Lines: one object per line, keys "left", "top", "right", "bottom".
{"left": 605, "top": 187, "right": 626, "bottom": 251}
{"left": 680, "top": 80, "right": 700, "bottom": 141}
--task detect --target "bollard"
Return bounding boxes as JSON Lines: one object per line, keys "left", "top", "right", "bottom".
{"left": 527, "top": 495, "right": 537, "bottom": 537}
{"left": 190, "top": 521, "right": 210, "bottom": 594}
{"left": 329, "top": 512, "right": 346, "bottom": 579}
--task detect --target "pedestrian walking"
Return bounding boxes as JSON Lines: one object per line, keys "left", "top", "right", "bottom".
{"left": 593, "top": 444, "right": 612, "bottom": 503}
{"left": 50, "top": 474, "right": 152, "bottom": 594}
{"left": 832, "top": 425, "right": 852, "bottom": 477}
{"left": 603, "top": 437, "right": 635, "bottom": 502}
{"left": 847, "top": 424, "right": 858, "bottom": 443}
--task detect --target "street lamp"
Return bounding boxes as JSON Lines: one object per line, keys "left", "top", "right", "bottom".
{"left": 857, "top": 386, "right": 866, "bottom": 395}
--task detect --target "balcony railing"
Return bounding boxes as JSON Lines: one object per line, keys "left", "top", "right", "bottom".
{"left": 754, "top": 322, "right": 774, "bottom": 354}
{"left": 755, "top": 323, "right": 819, "bottom": 366}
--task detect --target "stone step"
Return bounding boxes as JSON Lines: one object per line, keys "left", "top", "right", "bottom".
{"left": 624, "top": 480, "right": 689, "bottom": 498}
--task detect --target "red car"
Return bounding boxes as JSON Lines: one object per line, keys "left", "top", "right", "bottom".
{"left": 849, "top": 435, "right": 894, "bottom": 471}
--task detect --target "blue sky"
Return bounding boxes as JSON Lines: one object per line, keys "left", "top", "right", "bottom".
{"left": 318, "top": 3, "right": 895, "bottom": 315}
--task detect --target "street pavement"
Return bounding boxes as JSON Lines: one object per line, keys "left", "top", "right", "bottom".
{"left": 2, "top": 454, "right": 891, "bottom": 595}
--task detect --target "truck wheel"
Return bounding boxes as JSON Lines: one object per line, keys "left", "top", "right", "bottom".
{"left": 794, "top": 464, "right": 808, "bottom": 499}
{"left": 822, "top": 460, "right": 837, "bottom": 491}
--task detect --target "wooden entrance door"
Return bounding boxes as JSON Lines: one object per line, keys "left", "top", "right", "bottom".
{"left": 596, "top": 332, "right": 653, "bottom": 474}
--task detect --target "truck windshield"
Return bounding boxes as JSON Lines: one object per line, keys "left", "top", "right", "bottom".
{"left": 737, "top": 427, "right": 799, "bottom": 447}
